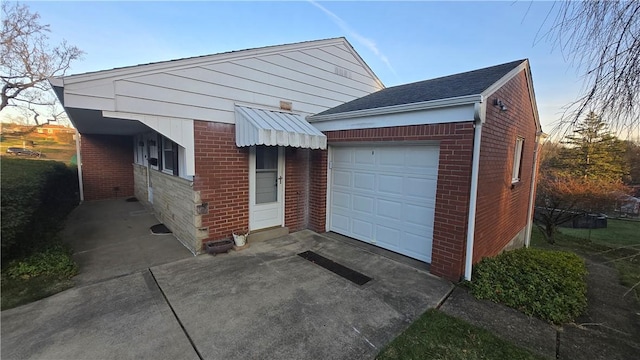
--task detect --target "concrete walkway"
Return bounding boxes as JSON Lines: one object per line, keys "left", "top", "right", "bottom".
{"left": 60, "top": 199, "right": 194, "bottom": 286}
{"left": 2, "top": 215, "right": 453, "bottom": 360}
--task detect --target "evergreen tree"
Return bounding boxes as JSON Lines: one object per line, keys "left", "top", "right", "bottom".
{"left": 559, "top": 112, "right": 627, "bottom": 182}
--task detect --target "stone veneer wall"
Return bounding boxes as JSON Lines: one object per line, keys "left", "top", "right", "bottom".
{"left": 133, "top": 164, "right": 149, "bottom": 202}
{"left": 133, "top": 163, "right": 206, "bottom": 254}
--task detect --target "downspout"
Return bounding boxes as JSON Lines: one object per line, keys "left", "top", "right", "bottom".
{"left": 75, "top": 130, "right": 84, "bottom": 202}
{"left": 464, "top": 101, "right": 485, "bottom": 281}
{"left": 524, "top": 131, "right": 545, "bottom": 246}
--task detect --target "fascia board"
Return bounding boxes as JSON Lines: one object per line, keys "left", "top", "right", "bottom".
{"left": 308, "top": 94, "right": 482, "bottom": 122}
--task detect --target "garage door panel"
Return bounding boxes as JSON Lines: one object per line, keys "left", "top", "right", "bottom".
{"left": 354, "top": 172, "right": 375, "bottom": 191}
{"left": 377, "top": 148, "right": 406, "bottom": 168}
{"left": 376, "top": 199, "right": 402, "bottom": 220}
{"left": 354, "top": 148, "right": 374, "bottom": 165}
{"left": 333, "top": 170, "right": 351, "bottom": 187}
{"left": 330, "top": 213, "right": 350, "bottom": 233}
{"left": 352, "top": 219, "right": 373, "bottom": 239}
{"left": 405, "top": 177, "right": 437, "bottom": 199}
{"left": 405, "top": 203, "right": 434, "bottom": 226}
{"left": 353, "top": 194, "right": 374, "bottom": 213}
{"left": 406, "top": 147, "right": 439, "bottom": 168}
{"left": 402, "top": 231, "right": 432, "bottom": 262}
{"left": 333, "top": 147, "right": 353, "bottom": 166}
{"left": 330, "top": 144, "right": 439, "bottom": 263}
{"left": 332, "top": 190, "right": 351, "bottom": 210}
{"left": 378, "top": 174, "right": 404, "bottom": 195}
{"left": 376, "top": 224, "right": 401, "bottom": 248}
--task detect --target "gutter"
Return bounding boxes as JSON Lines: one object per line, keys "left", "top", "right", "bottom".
{"left": 464, "top": 99, "right": 486, "bottom": 281}
{"left": 308, "top": 94, "right": 482, "bottom": 122}
{"left": 524, "top": 131, "right": 546, "bottom": 246}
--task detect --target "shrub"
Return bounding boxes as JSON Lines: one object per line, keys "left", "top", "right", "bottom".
{"left": 470, "top": 248, "right": 587, "bottom": 324}
{"left": 1, "top": 158, "right": 78, "bottom": 260}
{"left": 5, "top": 243, "right": 78, "bottom": 280}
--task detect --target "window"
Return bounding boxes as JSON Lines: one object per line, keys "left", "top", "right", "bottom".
{"left": 255, "top": 146, "right": 278, "bottom": 204}
{"left": 134, "top": 136, "right": 145, "bottom": 165}
{"left": 160, "top": 136, "right": 178, "bottom": 176}
{"left": 511, "top": 137, "right": 525, "bottom": 183}
{"left": 47, "top": 128, "right": 54, "bottom": 134}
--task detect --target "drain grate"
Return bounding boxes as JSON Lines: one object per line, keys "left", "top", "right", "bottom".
{"left": 298, "top": 251, "right": 372, "bottom": 286}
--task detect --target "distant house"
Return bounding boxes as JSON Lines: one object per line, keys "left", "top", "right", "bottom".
{"left": 35, "top": 124, "right": 76, "bottom": 135}
{"left": 51, "top": 38, "right": 542, "bottom": 281}
{"left": 1, "top": 123, "right": 75, "bottom": 141}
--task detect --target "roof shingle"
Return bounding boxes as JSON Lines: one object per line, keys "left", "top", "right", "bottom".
{"left": 315, "top": 59, "right": 526, "bottom": 116}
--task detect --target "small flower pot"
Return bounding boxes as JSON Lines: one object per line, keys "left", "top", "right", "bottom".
{"left": 232, "top": 232, "right": 249, "bottom": 246}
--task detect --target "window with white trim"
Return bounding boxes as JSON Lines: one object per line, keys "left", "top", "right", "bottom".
{"left": 511, "top": 137, "right": 525, "bottom": 183}
{"left": 160, "top": 136, "right": 178, "bottom": 176}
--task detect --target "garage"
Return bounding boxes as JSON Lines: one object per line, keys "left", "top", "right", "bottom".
{"left": 329, "top": 144, "right": 439, "bottom": 262}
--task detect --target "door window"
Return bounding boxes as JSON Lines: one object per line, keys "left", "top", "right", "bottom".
{"left": 255, "top": 146, "right": 278, "bottom": 204}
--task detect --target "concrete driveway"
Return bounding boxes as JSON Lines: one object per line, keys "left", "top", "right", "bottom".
{"left": 2, "top": 201, "right": 453, "bottom": 360}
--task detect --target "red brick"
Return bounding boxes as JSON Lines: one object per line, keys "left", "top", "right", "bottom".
{"left": 80, "top": 134, "right": 134, "bottom": 200}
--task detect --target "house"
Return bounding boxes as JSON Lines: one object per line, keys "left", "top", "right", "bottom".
{"left": 35, "top": 124, "right": 76, "bottom": 135}
{"left": 50, "top": 38, "right": 542, "bottom": 281}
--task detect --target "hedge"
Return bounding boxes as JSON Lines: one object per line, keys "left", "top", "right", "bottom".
{"left": 470, "top": 247, "right": 588, "bottom": 324}
{"left": 1, "top": 158, "right": 79, "bottom": 260}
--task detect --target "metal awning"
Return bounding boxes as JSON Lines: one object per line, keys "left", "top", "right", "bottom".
{"left": 235, "top": 106, "right": 327, "bottom": 149}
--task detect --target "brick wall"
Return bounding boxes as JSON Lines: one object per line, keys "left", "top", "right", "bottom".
{"left": 193, "top": 121, "right": 250, "bottom": 250}
{"left": 285, "top": 147, "right": 310, "bottom": 232}
{"left": 473, "top": 70, "right": 538, "bottom": 262}
{"left": 80, "top": 134, "right": 134, "bottom": 201}
{"left": 309, "top": 149, "right": 328, "bottom": 233}
{"left": 322, "top": 123, "right": 475, "bottom": 281}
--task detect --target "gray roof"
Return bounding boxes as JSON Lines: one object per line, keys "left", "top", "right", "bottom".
{"left": 315, "top": 59, "right": 526, "bottom": 116}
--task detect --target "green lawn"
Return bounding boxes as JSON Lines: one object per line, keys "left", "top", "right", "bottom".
{"left": 376, "top": 309, "right": 545, "bottom": 360}
{"left": 1, "top": 134, "right": 76, "bottom": 163}
{"left": 559, "top": 219, "right": 640, "bottom": 246}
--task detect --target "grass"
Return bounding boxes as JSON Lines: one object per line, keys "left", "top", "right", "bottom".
{"left": 532, "top": 224, "right": 640, "bottom": 304}
{"left": 1, "top": 274, "right": 75, "bottom": 310}
{"left": 559, "top": 218, "right": 640, "bottom": 246}
{"left": 0, "top": 134, "right": 76, "bottom": 163}
{"left": 376, "top": 309, "right": 545, "bottom": 360}
{"left": 1, "top": 241, "right": 77, "bottom": 310}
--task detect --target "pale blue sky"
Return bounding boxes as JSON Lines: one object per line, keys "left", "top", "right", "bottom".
{"left": 21, "top": 1, "right": 586, "bottom": 132}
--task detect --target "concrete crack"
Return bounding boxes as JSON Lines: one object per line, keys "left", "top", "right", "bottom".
{"left": 148, "top": 268, "right": 204, "bottom": 360}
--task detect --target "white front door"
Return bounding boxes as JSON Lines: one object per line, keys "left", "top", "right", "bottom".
{"left": 249, "top": 146, "right": 284, "bottom": 230}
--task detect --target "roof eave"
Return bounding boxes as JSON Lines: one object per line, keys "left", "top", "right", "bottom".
{"left": 308, "top": 94, "right": 483, "bottom": 122}
{"left": 480, "top": 59, "right": 542, "bottom": 133}
{"left": 60, "top": 38, "right": 370, "bottom": 84}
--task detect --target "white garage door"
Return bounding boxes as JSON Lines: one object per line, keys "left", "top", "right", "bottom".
{"left": 329, "top": 145, "right": 439, "bottom": 263}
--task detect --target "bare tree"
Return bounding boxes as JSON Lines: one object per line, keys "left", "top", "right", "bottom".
{"left": 542, "top": 1, "right": 640, "bottom": 135}
{"left": 1, "top": 2, "right": 83, "bottom": 124}
{"left": 535, "top": 172, "right": 628, "bottom": 244}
